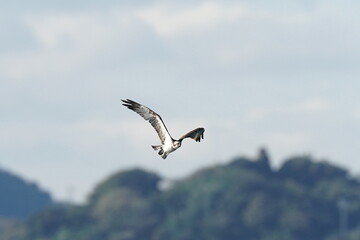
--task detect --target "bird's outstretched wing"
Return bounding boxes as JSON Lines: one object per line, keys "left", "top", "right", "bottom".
{"left": 122, "top": 99, "right": 172, "bottom": 144}
{"left": 179, "top": 128, "right": 205, "bottom": 142}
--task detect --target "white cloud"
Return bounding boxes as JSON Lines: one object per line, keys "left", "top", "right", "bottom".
{"left": 136, "top": 2, "right": 244, "bottom": 37}
{"left": 244, "top": 99, "right": 332, "bottom": 123}
{"left": 2, "top": 1, "right": 359, "bottom": 81}
{"left": 0, "top": 9, "right": 136, "bottom": 80}
{"left": 244, "top": 108, "right": 274, "bottom": 122}
{"left": 354, "top": 108, "right": 360, "bottom": 120}
{"left": 292, "top": 99, "right": 331, "bottom": 114}
{"left": 25, "top": 11, "right": 132, "bottom": 50}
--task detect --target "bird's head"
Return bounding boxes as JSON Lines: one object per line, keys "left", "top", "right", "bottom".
{"left": 173, "top": 140, "right": 181, "bottom": 149}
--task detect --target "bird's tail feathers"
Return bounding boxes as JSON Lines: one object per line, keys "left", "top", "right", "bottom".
{"left": 151, "top": 145, "right": 162, "bottom": 151}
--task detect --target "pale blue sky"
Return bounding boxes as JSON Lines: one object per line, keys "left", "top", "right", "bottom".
{"left": 1, "top": 0, "right": 360, "bottom": 202}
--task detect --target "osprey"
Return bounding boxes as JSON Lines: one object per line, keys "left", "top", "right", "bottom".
{"left": 122, "top": 99, "right": 205, "bottom": 159}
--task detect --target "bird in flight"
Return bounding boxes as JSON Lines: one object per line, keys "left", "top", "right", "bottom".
{"left": 122, "top": 99, "right": 205, "bottom": 159}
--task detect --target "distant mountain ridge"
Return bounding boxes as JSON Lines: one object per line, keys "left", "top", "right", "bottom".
{"left": 0, "top": 168, "right": 53, "bottom": 220}
{"left": 3, "top": 149, "right": 360, "bottom": 240}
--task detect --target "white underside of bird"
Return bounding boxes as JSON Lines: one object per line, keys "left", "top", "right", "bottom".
{"left": 151, "top": 140, "right": 178, "bottom": 159}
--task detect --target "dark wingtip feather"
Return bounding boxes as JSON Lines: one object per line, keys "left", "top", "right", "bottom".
{"left": 125, "top": 99, "right": 137, "bottom": 104}
{"left": 121, "top": 99, "right": 136, "bottom": 109}
{"left": 122, "top": 99, "right": 142, "bottom": 114}
{"left": 121, "top": 99, "right": 134, "bottom": 104}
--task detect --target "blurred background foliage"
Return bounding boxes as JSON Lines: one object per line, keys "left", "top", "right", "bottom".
{"left": 2, "top": 149, "right": 360, "bottom": 240}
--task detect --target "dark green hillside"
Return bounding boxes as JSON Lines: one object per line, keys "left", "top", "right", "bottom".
{"left": 0, "top": 169, "right": 53, "bottom": 220}
{"left": 3, "top": 150, "right": 360, "bottom": 240}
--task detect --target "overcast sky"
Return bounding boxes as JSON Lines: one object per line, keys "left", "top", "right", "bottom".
{"left": 1, "top": 0, "right": 360, "bottom": 203}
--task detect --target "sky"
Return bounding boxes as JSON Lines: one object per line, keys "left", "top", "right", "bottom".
{"left": 1, "top": 0, "right": 360, "bottom": 203}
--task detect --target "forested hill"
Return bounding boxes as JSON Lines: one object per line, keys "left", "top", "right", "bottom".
{"left": 3, "top": 150, "right": 360, "bottom": 240}
{"left": 0, "top": 169, "right": 53, "bottom": 220}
